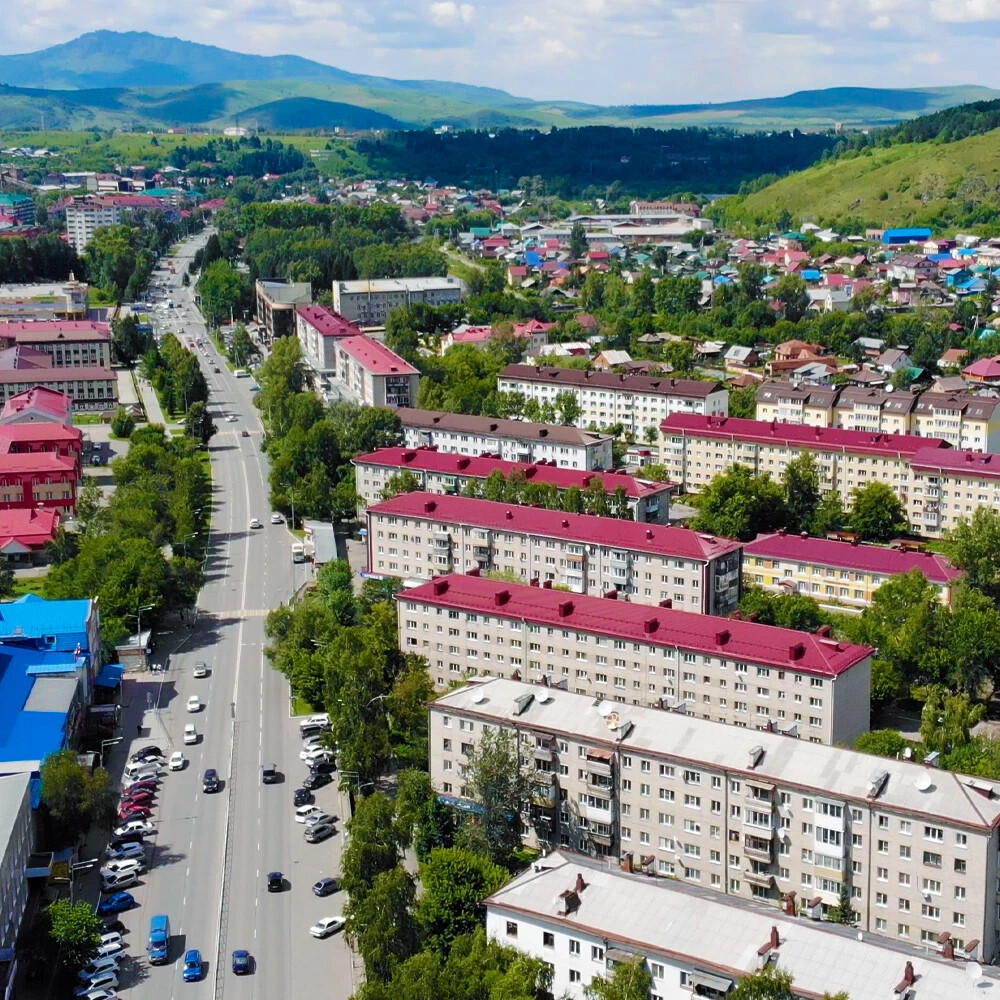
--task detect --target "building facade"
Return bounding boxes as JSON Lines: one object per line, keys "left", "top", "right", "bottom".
{"left": 368, "top": 492, "right": 742, "bottom": 611}
{"left": 332, "top": 277, "right": 463, "bottom": 325}
{"left": 0, "top": 322, "right": 112, "bottom": 368}
{"left": 908, "top": 448, "right": 1000, "bottom": 536}
{"left": 295, "top": 305, "right": 362, "bottom": 373}
{"left": 65, "top": 197, "right": 121, "bottom": 253}
{"left": 403, "top": 575, "right": 871, "bottom": 744}
{"left": 0, "top": 194, "right": 36, "bottom": 226}
{"left": 353, "top": 447, "right": 673, "bottom": 523}
{"left": 743, "top": 531, "right": 963, "bottom": 609}
{"left": 330, "top": 336, "right": 419, "bottom": 408}
{"left": 430, "top": 678, "right": 1000, "bottom": 959}
{"left": 0, "top": 774, "right": 33, "bottom": 961}
{"left": 397, "top": 407, "right": 614, "bottom": 470}
{"left": 0, "top": 452, "right": 77, "bottom": 512}
{"left": 0, "top": 280, "right": 88, "bottom": 322}
{"left": 254, "top": 280, "right": 311, "bottom": 342}
{"left": 498, "top": 365, "right": 729, "bottom": 438}
{"left": 0, "top": 368, "right": 117, "bottom": 412}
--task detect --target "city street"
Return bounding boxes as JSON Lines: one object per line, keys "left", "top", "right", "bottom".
{"left": 105, "top": 233, "right": 357, "bottom": 1000}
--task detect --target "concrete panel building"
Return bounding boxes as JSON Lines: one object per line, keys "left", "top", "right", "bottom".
{"left": 402, "top": 574, "right": 871, "bottom": 744}
{"left": 295, "top": 305, "right": 362, "bottom": 374}
{"left": 65, "top": 197, "right": 122, "bottom": 253}
{"left": 254, "top": 280, "right": 311, "bottom": 342}
{"left": 367, "top": 492, "right": 742, "bottom": 611}
{"left": 909, "top": 448, "right": 1000, "bottom": 535}
{"left": 332, "top": 277, "right": 462, "bottom": 325}
{"left": 0, "top": 774, "right": 33, "bottom": 966}
{"left": 430, "top": 678, "right": 1000, "bottom": 958}
{"left": 331, "top": 336, "right": 419, "bottom": 408}
{"left": 397, "top": 408, "right": 615, "bottom": 471}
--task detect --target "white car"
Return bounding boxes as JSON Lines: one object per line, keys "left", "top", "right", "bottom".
{"left": 300, "top": 713, "right": 330, "bottom": 731}
{"left": 169, "top": 751, "right": 186, "bottom": 771}
{"left": 122, "top": 772, "right": 160, "bottom": 789}
{"left": 93, "top": 936, "right": 126, "bottom": 956}
{"left": 226, "top": 414, "right": 237, "bottom": 422}
{"left": 249, "top": 518, "right": 262, "bottom": 529}
{"left": 75, "top": 991, "right": 116, "bottom": 1000}
{"left": 99, "top": 931, "right": 124, "bottom": 948}
{"left": 106, "top": 841, "right": 144, "bottom": 861}
{"left": 78, "top": 956, "right": 119, "bottom": 980}
{"left": 301, "top": 735, "right": 325, "bottom": 752}
{"left": 186, "top": 695, "right": 201, "bottom": 713}
{"left": 74, "top": 973, "right": 118, "bottom": 996}
{"left": 192, "top": 661, "right": 209, "bottom": 678}
{"left": 184, "top": 723, "right": 198, "bottom": 745}
{"left": 113, "top": 819, "right": 154, "bottom": 838}
{"left": 309, "top": 916, "right": 345, "bottom": 938}
{"left": 295, "top": 805, "right": 323, "bottom": 824}
{"left": 302, "top": 747, "right": 334, "bottom": 764}
{"left": 100, "top": 872, "right": 138, "bottom": 893}
{"left": 101, "top": 860, "right": 143, "bottom": 878}
{"left": 270, "top": 513, "right": 283, "bottom": 524}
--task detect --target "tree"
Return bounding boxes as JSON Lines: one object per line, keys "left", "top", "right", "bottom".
{"left": 569, "top": 222, "right": 588, "bottom": 259}
{"left": 417, "top": 847, "right": 509, "bottom": 954}
{"left": 738, "top": 586, "right": 826, "bottom": 631}
{"left": 415, "top": 796, "right": 458, "bottom": 861}
{"left": 855, "top": 729, "right": 911, "bottom": 757}
{"left": 781, "top": 451, "right": 820, "bottom": 534}
{"left": 849, "top": 481, "right": 905, "bottom": 542}
{"left": 387, "top": 658, "right": 434, "bottom": 768}
{"left": 340, "top": 792, "right": 400, "bottom": 904}
{"left": 691, "top": 466, "right": 788, "bottom": 542}
{"left": 827, "top": 880, "right": 855, "bottom": 924}
{"left": 197, "top": 258, "right": 247, "bottom": 327}
{"left": 810, "top": 490, "right": 845, "bottom": 537}
{"left": 381, "top": 469, "right": 422, "bottom": 501}
{"left": 110, "top": 406, "right": 134, "bottom": 439}
{"left": 920, "top": 686, "right": 987, "bottom": 752}
{"left": 346, "top": 865, "right": 419, "bottom": 983}
{"left": 46, "top": 899, "right": 102, "bottom": 970}
{"left": 184, "top": 401, "right": 216, "bottom": 444}
{"left": 39, "top": 750, "right": 115, "bottom": 844}
{"left": 111, "top": 313, "right": 146, "bottom": 366}
{"left": 945, "top": 507, "right": 1000, "bottom": 603}
{"left": 461, "top": 727, "right": 532, "bottom": 867}
{"left": 728, "top": 382, "right": 758, "bottom": 418}
{"left": 585, "top": 956, "right": 652, "bottom": 1000}
{"left": 771, "top": 275, "right": 810, "bottom": 322}
{"left": 394, "top": 769, "right": 434, "bottom": 849}
{"left": 228, "top": 322, "right": 255, "bottom": 368}
{"left": 555, "top": 391, "right": 582, "bottom": 426}
{"left": 728, "top": 966, "right": 795, "bottom": 1000}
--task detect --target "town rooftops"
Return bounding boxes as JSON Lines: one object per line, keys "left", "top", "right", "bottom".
{"left": 395, "top": 407, "right": 614, "bottom": 449}
{"left": 336, "top": 336, "right": 417, "bottom": 376}
{"left": 911, "top": 446, "right": 1000, "bottom": 480}
{"left": 756, "top": 380, "right": 838, "bottom": 407}
{"left": 295, "top": 305, "right": 362, "bottom": 339}
{"left": 0, "top": 386, "right": 71, "bottom": 422}
{"left": 661, "top": 413, "right": 951, "bottom": 458}
{"left": 0, "top": 508, "right": 60, "bottom": 548}
{"left": 370, "top": 492, "right": 738, "bottom": 562}
{"left": 0, "top": 366, "right": 115, "bottom": 384}
{"left": 354, "top": 447, "right": 674, "bottom": 500}
{"left": 0, "top": 321, "right": 110, "bottom": 342}
{"left": 434, "top": 677, "right": 1000, "bottom": 829}
{"left": 744, "top": 531, "right": 962, "bottom": 586}
{"left": 963, "top": 355, "right": 1000, "bottom": 380}
{"left": 404, "top": 574, "right": 870, "bottom": 676}
{"left": 500, "top": 364, "right": 724, "bottom": 398}
{"left": 486, "top": 850, "right": 996, "bottom": 1000}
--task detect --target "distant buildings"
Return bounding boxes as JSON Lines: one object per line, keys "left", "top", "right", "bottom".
{"left": 332, "top": 277, "right": 463, "bottom": 325}
{"left": 0, "top": 193, "right": 36, "bottom": 227}
{"left": 255, "top": 280, "right": 311, "bottom": 342}
{"left": 65, "top": 197, "right": 121, "bottom": 253}
{"left": 0, "top": 279, "right": 88, "bottom": 322}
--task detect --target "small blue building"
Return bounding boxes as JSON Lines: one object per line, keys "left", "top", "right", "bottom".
{"left": 882, "top": 228, "right": 932, "bottom": 246}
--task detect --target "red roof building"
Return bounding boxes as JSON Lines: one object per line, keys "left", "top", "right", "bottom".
{"left": 0, "top": 452, "right": 78, "bottom": 513}
{"left": 0, "top": 508, "right": 60, "bottom": 558}
{"left": 963, "top": 355, "right": 1000, "bottom": 384}
{"left": 0, "top": 386, "right": 72, "bottom": 426}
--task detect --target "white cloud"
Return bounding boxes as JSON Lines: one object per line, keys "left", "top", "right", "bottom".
{"left": 428, "top": 1, "right": 475, "bottom": 27}
{"left": 930, "top": 0, "right": 1000, "bottom": 21}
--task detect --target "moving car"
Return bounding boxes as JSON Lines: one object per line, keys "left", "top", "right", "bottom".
{"left": 267, "top": 871, "right": 284, "bottom": 892}
{"left": 203, "top": 769, "right": 220, "bottom": 793}
{"left": 184, "top": 723, "right": 198, "bottom": 745}
{"left": 304, "top": 820, "right": 335, "bottom": 843}
{"left": 295, "top": 805, "right": 322, "bottom": 824}
{"left": 106, "top": 842, "right": 144, "bottom": 861}
{"left": 182, "top": 949, "right": 203, "bottom": 982}
{"left": 97, "top": 891, "right": 134, "bottom": 915}
{"left": 309, "top": 916, "right": 345, "bottom": 938}
{"left": 249, "top": 518, "right": 262, "bottom": 529}
{"left": 241, "top": 429, "right": 249, "bottom": 438}
{"left": 312, "top": 877, "right": 339, "bottom": 897}
{"left": 213, "top": 366, "right": 221, "bottom": 373}
{"left": 226, "top": 414, "right": 238, "bottom": 422}
{"left": 186, "top": 695, "right": 201, "bottom": 713}
{"left": 270, "top": 513, "right": 283, "bottom": 524}
{"left": 261, "top": 763, "right": 278, "bottom": 784}
{"left": 293, "top": 787, "right": 313, "bottom": 806}
{"left": 192, "top": 661, "right": 209, "bottom": 678}
{"left": 113, "top": 819, "right": 154, "bottom": 838}
{"left": 73, "top": 973, "right": 118, "bottom": 997}
{"left": 169, "top": 752, "right": 186, "bottom": 771}
{"left": 232, "top": 949, "right": 251, "bottom": 975}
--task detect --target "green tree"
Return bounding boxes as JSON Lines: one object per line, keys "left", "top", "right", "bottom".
{"left": 827, "top": 881, "right": 855, "bottom": 924}
{"left": 945, "top": 507, "right": 1000, "bottom": 603}
{"left": 729, "top": 965, "right": 795, "bottom": 1000}
{"left": 394, "top": 769, "right": 434, "bottom": 850}
{"left": 381, "top": 469, "right": 422, "bottom": 501}
{"left": 738, "top": 586, "right": 825, "bottom": 631}
{"left": 184, "top": 401, "right": 216, "bottom": 444}
{"left": 46, "top": 898, "right": 102, "bottom": 970}
{"left": 197, "top": 258, "right": 247, "bottom": 327}
{"left": 855, "top": 729, "right": 911, "bottom": 757}
{"left": 810, "top": 490, "right": 845, "bottom": 536}
{"left": 387, "top": 658, "right": 434, "bottom": 768}
{"left": 111, "top": 313, "right": 147, "bottom": 366}
{"left": 228, "top": 322, "right": 255, "bottom": 367}
{"left": 771, "top": 274, "right": 810, "bottom": 322}
{"left": 691, "top": 465, "right": 788, "bottom": 542}
{"left": 850, "top": 481, "right": 905, "bottom": 542}
{"left": 555, "top": 391, "right": 582, "bottom": 426}
{"left": 728, "top": 382, "right": 758, "bottom": 418}
{"left": 920, "top": 686, "right": 987, "bottom": 752}
{"left": 585, "top": 955, "right": 652, "bottom": 1000}
{"left": 110, "top": 406, "right": 134, "bottom": 439}
{"left": 346, "top": 865, "right": 419, "bottom": 983}
{"left": 569, "top": 222, "right": 588, "bottom": 259}
{"left": 415, "top": 796, "right": 458, "bottom": 861}
{"left": 39, "top": 750, "right": 115, "bottom": 844}
{"left": 781, "top": 451, "right": 820, "bottom": 534}
{"left": 417, "top": 847, "right": 509, "bottom": 954}
{"left": 340, "top": 792, "right": 401, "bottom": 904}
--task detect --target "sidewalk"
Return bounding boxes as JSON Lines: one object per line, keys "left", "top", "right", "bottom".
{"left": 135, "top": 375, "right": 171, "bottom": 427}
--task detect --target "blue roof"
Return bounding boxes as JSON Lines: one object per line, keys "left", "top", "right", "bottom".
{"left": 882, "top": 228, "right": 932, "bottom": 244}
{"left": 927, "top": 253, "right": 954, "bottom": 262}
{"left": 95, "top": 664, "right": 125, "bottom": 688}
{"left": 524, "top": 251, "right": 543, "bottom": 266}
{"left": 0, "top": 646, "right": 70, "bottom": 764}
{"left": 800, "top": 269, "right": 822, "bottom": 281}
{"left": 713, "top": 275, "right": 731, "bottom": 285}
{"left": 0, "top": 595, "right": 91, "bottom": 643}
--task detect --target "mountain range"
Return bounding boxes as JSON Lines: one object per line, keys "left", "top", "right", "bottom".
{"left": 0, "top": 31, "right": 996, "bottom": 133}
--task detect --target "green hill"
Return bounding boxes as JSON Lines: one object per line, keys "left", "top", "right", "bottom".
{"left": 713, "top": 127, "right": 1000, "bottom": 233}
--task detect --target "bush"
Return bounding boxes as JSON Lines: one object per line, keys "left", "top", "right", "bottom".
{"left": 110, "top": 406, "right": 134, "bottom": 438}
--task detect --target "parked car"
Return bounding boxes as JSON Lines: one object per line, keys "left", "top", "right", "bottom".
{"left": 304, "top": 812, "right": 335, "bottom": 829}
{"left": 73, "top": 973, "right": 118, "bottom": 996}
{"left": 304, "top": 821, "right": 335, "bottom": 843}
{"left": 99, "top": 931, "right": 124, "bottom": 948}
{"left": 186, "top": 695, "right": 201, "bottom": 713}
{"left": 119, "top": 790, "right": 154, "bottom": 806}
{"left": 182, "top": 949, "right": 203, "bottom": 983}
{"left": 75, "top": 990, "right": 116, "bottom": 1000}
{"left": 102, "top": 860, "right": 143, "bottom": 878}
{"left": 295, "top": 805, "right": 322, "bottom": 825}
{"left": 108, "top": 831, "right": 145, "bottom": 849}
{"left": 117, "top": 805, "right": 152, "bottom": 822}
{"left": 77, "top": 956, "right": 119, "bottom": 981}
{"left": 299, "top": 713, "right": 330, "bottom": 733}
{"left": 312, "top": 877, "right": 339, "bottom": 897}
{"left": 203, "top": 769, "right": 220, "bottom": 793}
{"left": 309, "top": 760, "right": 336, "bottom": 776}
{"left": 105, "top": 842, "right": 144, "bottom": 862}
{"left": 270, "top": 513, "right": 283, "bottom": 524}
{"left": 232, "top": 949, "right": 251, "bottom": 975}
{"left": 101, "top": 871, "right": 138, "bottom": 892}
{"left": 309, "top": 916, "right": 345, "bottom": 938}
{"left": 302, "top": 771, "right": 332, "bottom": 791}
{"left": 113, "top": 820, "right": 154, "bottom": 838}
{"left": 100, "top": 918, "right": 126, "bottom": 934}
{"left": 131, "top": 745, "right": 164, "bottom": 762}
{"left": 169, "top": 752, "right": 186, "bottom": 771}
{"left": 293, "top": 787, "right": 312, "bottom": 806}
{"left": 97, "top": 892, "right": 134, "bottom": 915}
{"left": 122, "top": 778, "right": 159, "bottom": 793}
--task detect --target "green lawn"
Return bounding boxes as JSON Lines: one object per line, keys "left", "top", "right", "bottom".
{"left": 72, "top": 414, "right": 104, "bottom": 426}
{"left": 290, "top": 694, "right": 316, "bottom": 717}
{"left": 10, "top": 573, "right": 47, "bottom": 599}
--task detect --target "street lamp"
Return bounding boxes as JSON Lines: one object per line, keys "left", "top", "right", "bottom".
{"left": 126, "top": 605, "right": 154, "bottom": 660}
{"left": 281, "top": 482, "right": 297, "bottom": 529}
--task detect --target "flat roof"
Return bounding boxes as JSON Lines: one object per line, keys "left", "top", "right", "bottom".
{"left": 661, "top": 413, "right": 950, "bottom": 458}
{"left": 911, "top": 446, "right": 1000, "bottom": 480}
{"left": 744, "top": 532, "right": 963, "bottom": 585}
{"left": 371, "top": 492, "right": 738, "bottom": 562}
{"left": 500, "top": 364, "right": 724, "bottom": 399}
{"left": 23, "top": 675, "right": 77, "bottom": 714}
{"left": 295, "top": 305, "right": 361, "bottom": 338}
{"left": 336, "top": 336, "right": 418, "bottom": 376}
{"left": 402, "top": 574, "right": 869, "bottom": 676}
{"left": 396, "top": 407, "right": 613, "bottom": 449}
{"left": 434, "top": 678, "right": 1000, "bottom": 829}
{"left": 486, "top": 851, "right": 995, "bottom": 1000}
{"left": 0, "top": 282, "right": 85, "bottom": 298}
{"left": 335, "top": 277, "right": 461, "bottom": 293}
{"left": 354, "top": 447, "right": 674, "bottom": 499}
{"left": 0, "top": 774, "right": 29, "bottom": 848}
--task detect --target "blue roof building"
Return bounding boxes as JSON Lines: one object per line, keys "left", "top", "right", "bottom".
{"left": 882, "top": 228, "right": 932, "bottom": 246}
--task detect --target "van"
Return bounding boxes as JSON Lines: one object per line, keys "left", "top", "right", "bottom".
{"left": 234, "top": 369, "right": 249, "bottom": 378}
{"left": 148, "top": 913, "right": 170, "bottom": 964}
{"left": 124, "top": 761, "right": 159, "bottom": 780}
{"left": 101, "top": 870, "right": 138, "bottom": 891}
{"left": 304, "top": 820, "right": 335, "bottom": 843}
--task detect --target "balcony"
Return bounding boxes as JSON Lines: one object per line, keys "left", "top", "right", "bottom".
{"left": 585, "top": 754, "right": 613, "bottom": 778}
{"left": 581, "top": 802, "right": 615, "bottom": 826}
{"left": 743, "top": 817, "right": 775, "bottom": 838}
{"left": 533, "top": 746, "right": 554, "bottom": 764}
{"left": 532, "top": 782, "right": 557, "bottom": 807}
{"left": 742, "top": 867, "right": 775, "bottom": 889}
{"left": 432, "top": 532, "right": 450, "bottom": 550}
{"left": 743, "top": 838, "right": 773, "bottom": 863}
{"left": 565, "top": 550, "right": 585, "bottom": 563}
{"left": 610, "top": 551, "right": 630, "bottom": 567}
{"left": 589, "top": 827, "right": 614, "bottom": 847}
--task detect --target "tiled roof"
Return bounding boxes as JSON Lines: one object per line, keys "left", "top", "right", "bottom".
{"left": 499, "top": 364, "right": 724, "bottom": 398}
{"left": 295, "top": 306, "right": 361, "bottom": 339}
{"left": 369, "top": 492, "right": 738, "bottom": 562}
{"left": 354, "top": 447, "right": 674, "bottom": 499}
{"left": 395, "top": 407, "right": 613, "bottom": 448}
{"left": 402, "top": 574, "right": 871, "bottom": 676}
{"left": 0, "top": 321, "right": 110, "bottom": 343}
{"left": 744, "top": 531, "right": 962, "bottom": 585}
{"left": 335, "top": 336, "right": 417, "bottom": 376}
{"left": 0, "top": 386, "right": 71, "bottom": 421}
{"left": 661, "top": 413, "right": 949, "bottom": 458}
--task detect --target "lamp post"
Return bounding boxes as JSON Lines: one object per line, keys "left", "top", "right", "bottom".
{"left": 126, "top": 604, "right": 154, "bottom": 664}
{"left": 281, "top": 482, "right": 297, "bottom": 530}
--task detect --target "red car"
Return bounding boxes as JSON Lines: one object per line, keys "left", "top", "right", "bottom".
{"left": 122, "top": 779, "right": 158, "bottom": 794}
{"left": 120, "top": 790, "right": 154, "bottom": 806}
{"left": 117, "top": 805, "right": 152, "bottom": 821}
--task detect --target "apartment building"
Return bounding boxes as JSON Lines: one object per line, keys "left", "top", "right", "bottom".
{"left": 254, "top": 280, "right": 311, "bottom": 341}
{"left": 295, "top": 305, "right": 362, "bottom": 373}
{"left": 397, "top": 407, "right": 614, "bottom": 470}
{"left": 744, "top": 531, "right": 963, "bottom": 609}
{"left": 0, "top": 367, "right": 117, "bottom": 412}
{"left": 498, "top": 365, "right": 729, "bottom": 438}
{"left": 0, "top": 279, "right": 88, "bottom": 321}
{"left": 368, "top": 492, "right": 742, "bottom": 611}
{"left": 485, "top": 850, "right": 994, "bottom": 1000}
{"left": 0, "top": 774, "right": 34, "bottom": 962}
{"left": 65, "top": 197, "right": 122, "bottom": 253}
{"left": 402, "top": 574, "right": 871, "bottom": 744}
{"left": 756, "top": 380, "right": 1000, "bottom": 452}
{"left": 353, "top": 447, "right": 673, "bottom": 523}
{"left": 0, "top": 193, "right": 36, "bottom": 226}
{"left": 330, "top": 336, "right": 419, "bottom": 408}
{"left": 430, "top": 677, "right": 1000, "bottom": 959}
{"left": 0, "top": 452, "right": 78, "bottom": 512}
{"left": 332, "top": 277, "right": 463, "bottom": 325}
{"left": 908, "top": 448, "right": 1000, "bottom": 536}
{"left": 0, "top": 321, "right": 111, "bottom": 368}
{"left": 660, "top": 414, "right": 949, "bottom": 512}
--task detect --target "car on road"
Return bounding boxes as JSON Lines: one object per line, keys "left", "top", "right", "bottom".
{"left": 78, "top": 956, "right": 119, "bottom": 981}
{"left": 313, "top": 877, "right": 339, "bottom": 897}
{"left": 184, "top": 723, "right": 198, "bottom": 744}
{"left": 295, "top": 805, "right": 322, "bottom": 824}
{"left": 192, "top": 661, "right": 209, "bottom": 678}
{"left": 226, "top": 414, "right": 238, "bottom": 422}
{"left": 182, "top": 949, "right": 203, "bottom": 982}
{"left": 131, "top": 745, "right": 164, "bottom": 762}
{"left": 169, "top": 751, "right": 186, "bottom": 770}
{"left": 101, "top": 871, "right": 138, "bottom": 892}
{"left": 113, "top": 819, "right": 154, "bottom": 838}
{"left": 232, "top": 949, "right": 251, "bottom": 975}
{"left": 261, "top": 763, "right": 278, "bottom": 784}
{"left": 270, "top": 513, "right": 283, "bottom": 524}
{"left": 203, "top": 768, "right": 220, "bottom": 793}
{"left": 267, "top": 871, "right": 284, "bottom": 892}
{"left": 249, "top": 518, "right": 262, "bottom": 529}
{"left": 186, "top": 695, "right": 201, "bottom": 713}
{"left": 304, "top": 820, "right": 335, "bottom": 843}
{"left": 309, "top": 916, "right": 345, "bottom": 938}
{"left": 293, "top": 787, "right": 312, "bottom": 806}
{"left": 106, "top": 842, "right": 144, "bottom": 861}
{"left": 302, "top": 771, "right": 332, "bottom": 791}
{"left": 305, "top": 812, "right": 335, "bottom": 829}
{"left": 97, "top": 892, "right": 134, "bottom": 915}
{"left": 73, "top": 973, "right": 118, "bottom": 997}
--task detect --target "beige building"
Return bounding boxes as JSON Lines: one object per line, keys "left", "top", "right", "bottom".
{"left": 0, "top": 322, "right": 111, "bottom": 368}
{"left": 755, "top": 382, "right": 838, "bottom": 427}
{"left": 431, "top": 678, "right": 1000, "bottom": 960}
{"left": 368, "top": 492, "right": 742, "bottom": 612}
{"left": 255, "top": 280, "right": 311, "bottom": 341}
{"left": 909, "top": 448, "right": 1000, "bottom": 535}
{"left": 332, "top": 277, "right": 462, "bottom": 325}
{"left": 0, "top": 280, "right": 88, "bottom": 322}
{"left": 401, "top": 574, "right": 872, "bottom": 745}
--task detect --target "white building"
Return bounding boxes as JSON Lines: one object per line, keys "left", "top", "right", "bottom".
{"left": 0, "top": 774, "right": 34, "bottom": 956}
{"left": 332, "top": 277, "right": 463, "bottom": 325}
{"left": 295, "top": 305, "right": 363, "bottom": 374}
{"left": 330, "top": 336, "right": 419, "bottom": 408}
{"left": 65, "top": 198, "right": 122, "bottom": 253}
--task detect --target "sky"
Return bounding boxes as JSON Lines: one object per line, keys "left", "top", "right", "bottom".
{"left": 4, "top": 0, "right": 1000, "bottom": 104}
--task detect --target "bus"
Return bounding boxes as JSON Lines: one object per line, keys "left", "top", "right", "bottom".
{"left": 291, "top": 542, "right": 305, "bottom": 563}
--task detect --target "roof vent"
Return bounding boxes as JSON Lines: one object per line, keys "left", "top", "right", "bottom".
{"left": 494, "top": 589, "right": 510, "bottom": 607}
{"left": 642, "top": 618, "right": 658, "bottom": 634}
{"left": 645, "top": 529, "right": 653, "bottom": 539}
{"left": 539, "top": 428, "right": 548, "bottom": 437}
{"left": 715, "top": 629, "right": 730, "bottom": 646}
{"left": 604, "top": 590, "right": 618, "bottom": 600}
{"left": 432, "top": 579, "right": 449, "bottom": 596}
{"left": 457, "top": 457, "right": 470, "bottom": 470}
{"left": 558, "top": 600, "right": 574, "bottom": 618}
{"left": 513, "top": 692, "right": 534, "bottom": 716}
{"left": 562, "top": 519, "right": 570, "bottom": 528}
{"left": 894, "top": 961, "right": 916, "bottom": 995}
{"left": 788, "top": 642, "right": 805, "bottom": 661}
{"left": 423, "top": 500, "right": 437, "bottom": 513}
{"left": 489, "top": 423, "right": 498, "bottom": 432}
{"left": 658, "top": 599, "right": 672, "bottom": 609}
{"left": 867, "top": 769, "right": 889, "bottom": 799}
{"left": 505, "top": 510, "right": 514, "bottom": 520}
{"left": 542, "top": 580, "right": 553, "bottom": 590}
{"left": 748, "top": 745, "right": 765, "bottom": 769}
{"left": 402, "top": 450, "right": 416, "bottom": 463}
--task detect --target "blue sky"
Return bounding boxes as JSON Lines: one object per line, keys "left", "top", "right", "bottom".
{"left": 5, "top": 0, "right": 1000, "bottom": 104}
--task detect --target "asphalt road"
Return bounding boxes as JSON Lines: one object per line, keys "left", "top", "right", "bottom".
{"left": 108, "top": 233, "right": 358, "bottom": 1000}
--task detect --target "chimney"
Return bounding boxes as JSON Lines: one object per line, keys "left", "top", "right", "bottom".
{"left": 817, "top": 624, "right": 832, "bottom": 637}
{"left": 658, "top": 598, "right": 672, "bottom": 609}
{"left": 575, "top": 873, "right": 587, "bottom": 893}
{"left": 788, "top": 642, "right": 805, "bottom": 660}
{"left": 777, "top": 528, "right": 786, "bottom": 537}
{"left": 402, "top": 450, "right": 416, "bottom": 463}
{"left": 505, "top": 510, "right": 514, "bottom": 520}
{"left": 530, "top": 577, "right": 540, "bottom": 587}
{"left": 646, "top": 529, "right": 654, "bottom": 539}
{"left": 604, "top": 590, "right": 618, "bottom": 600}
{"left": 715, "top": 629, "right": 730, "bottom": 646}
{"left": 432, "top": 579, "right": 449, "bottom": 596}
{"left": 457, "top": 457, "right": 470, "bottom": 470}
{"left": 851, "top": 538, "right": 859, "bottom": 547}
{"left": 782, "top": 891, "right": 796, "bottom": 917}
{"left": 758, "top": 925, "right": 780, "bottom": 957}
{"left": 494, "top": 589, "right": 510, "bottom": 606}
{"left": 423, "top": 500, "right": 437, "bottom": 513}
{"left": 894, "top": 961, "right": 916, "bottom": 994}
{"left": 557, "top": 599, "right": 573, "bottom": 616}
{"left": 467, "top": 567, "right": 481, "bottom": 577}
{"left": 746, "top": 612, "right": 759, "bottom": 623}
{"left": 800, "top": 531, "right": 808, "bottom": 539}
{"left": 543, "top": 580, "right": 554, "bottom": 590}
{"left": 562, "top": 519, "right": 570, "bottom": 527}
{"left": 643, "top": 617, "right": 659, "bottom": 634}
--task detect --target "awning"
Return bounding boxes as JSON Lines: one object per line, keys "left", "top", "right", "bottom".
{"left": 690, "top": 971, "right": 734, "bottom": 994}
{"left": 586, "top": 747, "right": 614, "bottom": 761}
{"left": 94, "top": 664, "right": 125, "bottom": 687}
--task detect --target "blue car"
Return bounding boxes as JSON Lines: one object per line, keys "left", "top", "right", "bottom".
{"left": 232, "top": 950, "right": 250, "bottom": 975}
{"left": 97, "top": 891, "right": 134, "bottom": 915}
{"left": 182, "top": 949, "right": 202, "bottom": 982}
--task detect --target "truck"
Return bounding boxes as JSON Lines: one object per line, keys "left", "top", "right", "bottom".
{"left": 291, "top": 542, "right": 305, "bottom": 563}
{"left": 148, "top": 913, "right": 170, "bottom": 964}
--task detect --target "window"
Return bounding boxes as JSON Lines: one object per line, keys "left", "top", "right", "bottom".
{"left": 650, "top": 962, "right": 664, "bottom": 979}
{"left": 569, "top": 970, "right": 581, "bottom": 984}
{"left": 543, "top": 932, "right": 554, "bottom": 948}
{"left": 506, "top": 921, "right": 518, "bottom": 938}
{"left": 591, "top": 946, "right": 604, "bottom": 962}
{"left": 569, "top": 940, "right": 581, "bottom": 955}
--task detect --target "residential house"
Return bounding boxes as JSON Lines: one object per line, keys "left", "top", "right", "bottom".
{"left": 963, "top": 355, "right": 1000, "bottom": 385}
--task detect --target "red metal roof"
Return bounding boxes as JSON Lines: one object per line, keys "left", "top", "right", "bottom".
{"left": 910, "top": 446, "right": 1000, "bottom": 480}
{"left": 963, "top": 355, "right": 1000, "bottom": 379}
{"left": 0, "top": 452, "right": 75, "bottom": 474}
{"left": 0, "top": 423, "right": 81, "bottom": 446}
{"left": 661, "top": 414, "right": 950, "bottom": 458}
{"left": 400, "top": 574, "right": 872, "bottom": 677}
{"left": 355, "top": 447, "right": 674, "bottom": 499}
{"left": 0, "top": 367, "right": 115, "bottom": 384}
{"left": 336, "top": 336, "right": 417, "bottom": 376}
{"left": 501, "top": 365, "right": 724, "bottom": 399}
{"left": 369, "top": 492, "right": 738, "bottom": 561}
{"left": 295, "top": 305, "right": 362, "bottom": 339}
{"left": 744, "top": 531, "right": 962, "bottom": 585}
{"left": 0, "top": 508, "right": 59, "bottom": 549}
{"left": 0, "top": 386, "right": 71, "bottom": 422}
{"left": 0, "top": 321, "right": 110, "bottom": 342}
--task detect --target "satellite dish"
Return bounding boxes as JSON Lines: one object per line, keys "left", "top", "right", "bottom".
{"left": 915, "top": 773, "right": 933, "bottom": 792}
{"left": 597, "top": 701, "right": 614, "bottom": 718}
{"left": 537, "top": 690, "right": 551, "bottom": 704}
{"left": 471, "top": 689, "right": 485, "bottom": 704}
{"left": 968, "top": 962, "right": 983, "bottom": 982}
{"left": 605, "top": 711, "right": 622, "bottom": 730}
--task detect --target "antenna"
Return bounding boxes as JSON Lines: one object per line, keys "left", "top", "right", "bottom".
{"left": 597, "top": 701, "right": 614, "bottom": 718}
{"left": 470, "top": 688, "right": 485, "bottom": 704}
{"left": 914, "top": 773, "right": 932, "bottom": 792}
{"left": 536, "top": 690, "right": 551, "bottom": 704}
